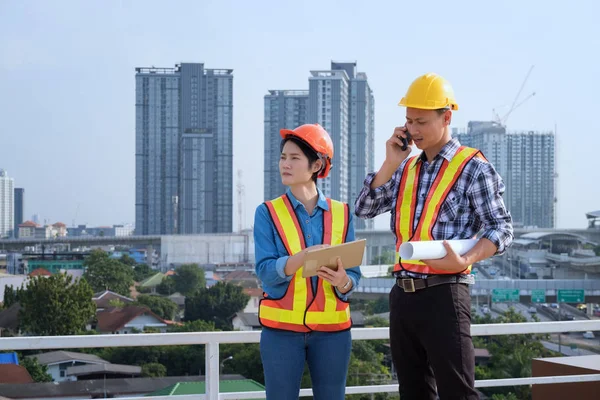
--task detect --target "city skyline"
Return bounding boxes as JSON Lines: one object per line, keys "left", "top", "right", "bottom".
{"left": 2, "top": 1, "right": 598, "bottom": 231}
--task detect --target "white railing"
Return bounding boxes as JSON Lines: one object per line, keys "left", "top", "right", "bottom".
{"left": 1, "top": 320, "right": 599, "bottom": 399}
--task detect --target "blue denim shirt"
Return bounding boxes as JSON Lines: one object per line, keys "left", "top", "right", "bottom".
{"left": 254, "top": 188, "right": 362, "bottom": 301}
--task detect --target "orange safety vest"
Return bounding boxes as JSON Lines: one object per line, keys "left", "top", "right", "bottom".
{"left": 258, "top": 194, "right": 352, "bottom": 332}
{"left": 394, "top": 146, "right": 485, "bottom": 275}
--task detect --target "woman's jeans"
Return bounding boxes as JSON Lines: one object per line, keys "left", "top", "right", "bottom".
{"left": 260, "top": 327, "right": 352, "bottom": 400}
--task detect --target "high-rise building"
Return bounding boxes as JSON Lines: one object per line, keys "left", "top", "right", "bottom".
{"left": 345, "top": 66, "right": 375, "bottom": 230}
{"left": 263, "top": 90, "right": 309, "bottom": 201}
{"left": 263, "top": 62, "right": 375, "bottom": 229}
{"left": 308, "top": 67, "right": 350, "bottom": 203}
{"left": 0, "top": 170, "right": 14, "bottom": 238}
{"left": 14, "top": 188, "right": 24, "bottom": 238}
{"left": 135, "top": 63, "right": 233, "bottom": 235}
{"left": 506, "top": 131, "right": 555, "bottom": 228}
{"left": 308, "top": 62, "right": 374, "bottom": 229}
{"left": 453, "top": 121, "right": 555, "bottom": 228}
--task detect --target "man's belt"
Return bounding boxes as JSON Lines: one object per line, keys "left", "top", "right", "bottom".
{"left": 396, "top": 275, "right": 466, "bottom": 293}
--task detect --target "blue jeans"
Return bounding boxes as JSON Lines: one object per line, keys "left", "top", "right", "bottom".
{"left": 260, "top": 327, "right": 352, "bottom": 400}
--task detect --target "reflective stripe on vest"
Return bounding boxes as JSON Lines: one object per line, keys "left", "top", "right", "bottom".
{"left": 393, "top": 146, "right": 482, "bottom": 275}
{"left": 259, "top": 195, "right": 351, "bottom": 332}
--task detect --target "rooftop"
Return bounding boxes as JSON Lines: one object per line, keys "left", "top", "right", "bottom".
{"left": 147, "top": 379, "right": 265, "bottom": 397}
{"left": 139, "top": 272, "right": 165, "bottom": 287}
{"left": 66, "top": 363, "right": 142, "bottom": 377}
{"left": 534, "top": 355, "right": 600, "bottom": 371}
{"left": 28, "top": 350, "right": 108, "bottom": 366}
{"left": 96, "top": 306, "right": 166, "bottom": 332}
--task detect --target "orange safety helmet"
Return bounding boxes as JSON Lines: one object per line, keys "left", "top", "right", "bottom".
{"left": 280, "top": 123, "right": 334, "bottom": 179}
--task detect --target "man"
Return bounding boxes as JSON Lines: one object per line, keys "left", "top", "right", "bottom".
{"left": 354, "top": 73, "right": 513, "bottom": 399}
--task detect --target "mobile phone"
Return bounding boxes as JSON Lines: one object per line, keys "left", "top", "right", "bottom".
{"left": 400, "top": 130, "right": 412, "bottom": 151}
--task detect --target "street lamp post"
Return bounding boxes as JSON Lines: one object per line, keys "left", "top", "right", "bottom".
{"left": 220, "top": 355, "right": 233, "bottom": 375}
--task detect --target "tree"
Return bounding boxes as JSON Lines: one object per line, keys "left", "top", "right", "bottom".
{"left": 491, "top": 394, "right": 519, "bottom": 400}
{"left": 97, "top": 320, "right": 217, "bottom": 377}
{"left": 168, "top": 319, "right": 216, "bottom": 332}
{"left": 133, "top": 263, "right": 154, "bottom": 282}
{"left": 173, "top": 264, "right": 206, "bottom": 296}
{"left": 220, "top": 343, "right": 263, "bottom": 382}
{"left": 142, "top": 362, "right": 167, "bottom": 377}
{"left": 119, "top": 254, "right": 137, "bottom": 266}
{"left": 83, "top": 249, "right": 134, "bottom": 296}
{"left": 185, "top": 282, "right": 250, "bottom": 330}
{"left": 371, "top": 251, "right": 395, "bottom": 265}
{"left": 366, "top": 297, "right": 389, "bottom": 315}
{"left": 473, "top": 307, "right": 560, "bottom": 399}
{"left": 3, "top": 284, "right": 24, "bottom": 309}
{"left": 345, "top": 341, "right": 394, "bottom": 400}
{"left": 134, "top": 294, "right": 179, "bottom": 320}
{"left": 137, "top": 285, "right": 153, "bottom": 294}
{"left": 19, "top": 274, "right": 96, "bottom": 336}
{"left": 108, "top": 299, "right": 126, "bottom": 308}
{"left": 364, "top": 316, "right": 389, "bottom": 327}
{"left": 20, "top": 356, "right": 52, "bottom": 382}
{"left": 156, "top": 276, "right": 176, "bottom": 295}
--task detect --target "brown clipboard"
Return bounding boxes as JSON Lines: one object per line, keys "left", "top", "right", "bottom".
{"left": 301, "top": 239, "right": 366, "bottom": 278}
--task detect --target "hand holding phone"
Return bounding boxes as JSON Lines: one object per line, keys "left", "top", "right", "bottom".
{"left": 384, "top": 127, "right": 413, "bottom": 170}
{"left": 399, "top": 130, "right": 412, "bottom": 151}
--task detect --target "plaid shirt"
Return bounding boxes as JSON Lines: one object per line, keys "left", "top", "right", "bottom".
{"left": 354, "top": 138, "right": 514, "bottom": 280}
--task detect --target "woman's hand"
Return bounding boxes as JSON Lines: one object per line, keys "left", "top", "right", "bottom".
{"left": 317, "top": 257, "right": 352, "bottom": 292}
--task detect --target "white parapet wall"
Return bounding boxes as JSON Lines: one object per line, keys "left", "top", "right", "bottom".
{"left": 160, "top": 233, "right": 254, "bottom": 266}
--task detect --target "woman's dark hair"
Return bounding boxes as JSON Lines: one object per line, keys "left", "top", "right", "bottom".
{"left": 280, "top": 136, "right": 321, "bottom": 183}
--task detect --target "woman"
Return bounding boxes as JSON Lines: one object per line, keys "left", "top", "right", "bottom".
{"left": 254, "top": 123, "right": 362, "bottom": 400}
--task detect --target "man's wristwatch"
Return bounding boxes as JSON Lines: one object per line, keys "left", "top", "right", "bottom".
{"left": 338, "top": 279, "right": 351, "bottom": 291}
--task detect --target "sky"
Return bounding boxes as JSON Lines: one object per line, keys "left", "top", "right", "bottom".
{"left": 1, "top": 0, "right": 598, "bottom": 231}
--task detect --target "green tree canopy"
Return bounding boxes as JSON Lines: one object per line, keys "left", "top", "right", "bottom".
{"left": 83, "top": 249, "right": 134, "bottom": 296}
{"left": 141, "top": 362, "right": 167, "bottom": 377}
{"left": 19, "top": 274, "right": 96, "bottom": 336}
{"left": 172, "top": 264, "right": 206, "bottom": 296}
{"left": 184, "top": 282, "right": 249, "bottom": 330}
{"left": 20, "top": 356, "right": 52, "bottom": 382}
{"left": 134, "top": 294, "right": 179, "bottom": 320}
{"left": 133, "top": 263, "right": 154, "bottom": 282}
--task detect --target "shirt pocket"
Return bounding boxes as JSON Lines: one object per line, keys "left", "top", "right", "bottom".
{"left": 437, "top": 189, "right": 469, "bottom": 223}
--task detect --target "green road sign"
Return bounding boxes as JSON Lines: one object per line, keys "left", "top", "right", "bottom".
{"left": 492, "top": 288, "right": 520, "bottom": 303}
{"left": 557, "top": 289, "right": 585, "bottom": 303}
{"left": 531, "top": 289, "right": 546, "bottom": 303}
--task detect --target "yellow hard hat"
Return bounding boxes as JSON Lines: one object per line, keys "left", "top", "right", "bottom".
{"left": 398, "top": 73, "right": 459, "bottom": 110}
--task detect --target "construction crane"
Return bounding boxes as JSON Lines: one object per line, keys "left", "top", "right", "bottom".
{"left": 493, "top": 65, "right": 536, "bottom": 127}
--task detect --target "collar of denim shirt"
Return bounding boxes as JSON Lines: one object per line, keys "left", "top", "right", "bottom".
{"left": 285, "top": 187, "right": 330, "bottom": 215}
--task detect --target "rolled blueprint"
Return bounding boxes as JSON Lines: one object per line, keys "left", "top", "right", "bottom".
{"left": 399, "top": 239, "right": 479, "bottom": 260}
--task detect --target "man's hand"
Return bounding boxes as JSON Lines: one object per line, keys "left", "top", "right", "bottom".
{"left": 421, "top": 240, "right": 470, "bottom": 273}
{"left": 385, "top": 126, "right": 413, "bottom": 168}
{"left": 370, "top": 127, "right": 413, "bottom": 189}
